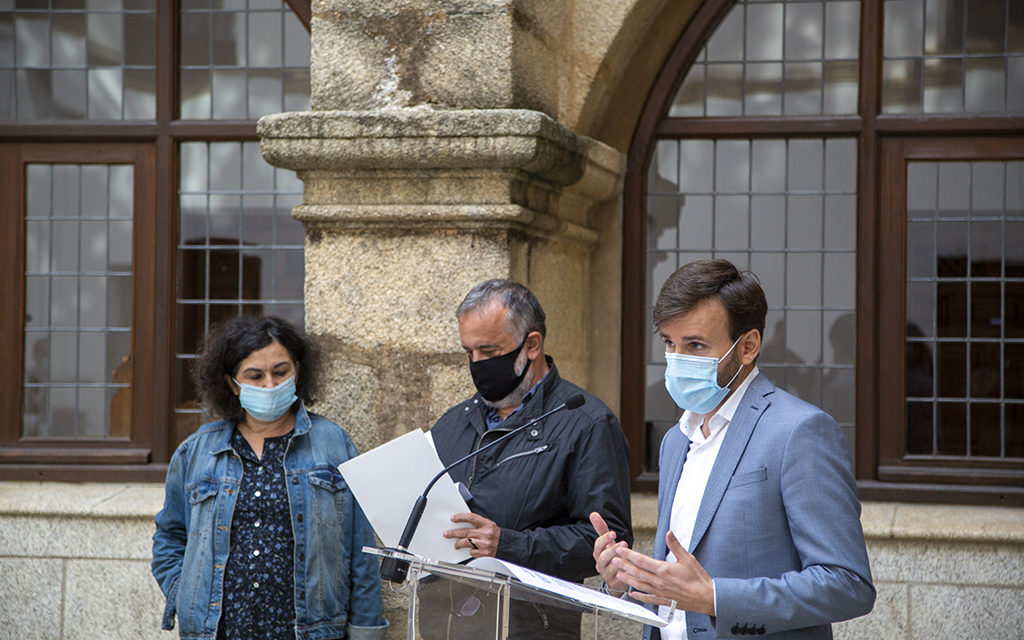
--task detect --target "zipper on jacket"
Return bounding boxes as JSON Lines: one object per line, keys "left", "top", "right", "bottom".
{"left": 496, "top": 444, "right": 549, "bottom": 467}
{"left": 466, "top": 426, "right": 512, "bottom": 490}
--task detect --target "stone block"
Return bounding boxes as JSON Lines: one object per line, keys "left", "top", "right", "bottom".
{"left": 891, "top": 503, "right": 1024, "bottom": 543}
{"left": 0, "top": 482, "right": 164, "bottom": 518}
{"left": 834, "top": 581, "right": 908, "bottom": 640}
{"left": 420, "top": 11, "right": 516, "bottom": 109}
{"left": 305, "top": 231, "right": 512, "bottom": 351}
{"left": 427, "top": 362, "right": 476, "bottom": 424}
{"left": 867, "top": 539, "right": 1024, "bottom": 587}
{"left": 310, "top": 1, "right": 520, "bottom": 110}
{"left": 910, "top": 584, "right": 1024, "bottom": 639}
{"left": 64, "top": 559, "right": 171, "bottom": 640}
{"left": 860, "top": 501, "right": 897, "bottom": 538}
{"left": 0, "top": 558, "right": 63, "bottom": 640}
{"left": 311, "top": 359, "right": 382, "bottom": 452}
{"left": 0, "top": 515, "right": 155, "bottom": 561}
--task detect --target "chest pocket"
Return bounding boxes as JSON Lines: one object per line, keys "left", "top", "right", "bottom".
{"left": 185, "top": 479, "right": 220, "bottom": 534}
{"left": 728, "top": 467, "right": 768, "bottom": 488}
{"left": 308, "top": 468, "right": 348, "bottom": 527}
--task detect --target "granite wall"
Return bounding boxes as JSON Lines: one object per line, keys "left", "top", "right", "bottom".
{"left": 1, "top": 484, "right": 1022, "bottom": 640}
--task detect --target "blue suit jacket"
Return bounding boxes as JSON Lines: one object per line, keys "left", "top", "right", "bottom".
{"left": 643, "top": 374, "right": 874, "bottom": 639}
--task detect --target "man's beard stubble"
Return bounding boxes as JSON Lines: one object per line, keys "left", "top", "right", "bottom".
{"left": 482, "top": 349, "right": 534, "bottom": 410}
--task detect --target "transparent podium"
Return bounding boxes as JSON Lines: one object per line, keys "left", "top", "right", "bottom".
{"left": 366, "top": 547, "right": 670, "bottom": 640}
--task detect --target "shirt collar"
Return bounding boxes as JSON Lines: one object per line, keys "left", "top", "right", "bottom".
{"left": 485, "top": 369, "right": 550, "bottom": 429}
{"left": 679, "top": 365, "right": 760, "bottom": 443}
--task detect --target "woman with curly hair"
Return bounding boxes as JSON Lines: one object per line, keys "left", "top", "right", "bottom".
{"left": 152, "top": 315, "right": 387, "bottom": 640}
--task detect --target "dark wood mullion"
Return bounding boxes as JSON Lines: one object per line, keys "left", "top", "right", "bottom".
{"left": 170, "top": 121, "right": 259, "bottom": 140}
{"left": 0, "top": 145, "right": 26, "bottom": 446}
{"left": 0, "top": 464, "right": 169, "bottom": 482}
{"left": 855, "top": 0, "right": 883, "bottom": 482}
{"left": 876, "top": 115, "right": 1024, "bottom": 135}
{"left": 0, "top": 123, "right": 161, "bottom": 141}
{"left": 132, "top": 143, "right": 161, "bottom": 463}
{"left": 621, "top": 162, "right": 648, "bottom": 488}
{"left": 857, "top": 479, "right": 1023, "bottom": 506}
{"left": 656, "top": 115, "right": 863, "bottom": 138}
{"left": 876, "top": 137, "right": 908, "bottom": 468}
{"left": 151, "top": 0, "right": 178, "bottom": 463}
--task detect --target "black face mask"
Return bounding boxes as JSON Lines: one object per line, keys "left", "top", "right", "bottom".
{"left": 468, "top": 337, "right": 530, "bottom": 402}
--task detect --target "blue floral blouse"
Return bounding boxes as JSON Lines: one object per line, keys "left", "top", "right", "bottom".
{"left": 217, "top": 429, "right": 296, "bottom": 640}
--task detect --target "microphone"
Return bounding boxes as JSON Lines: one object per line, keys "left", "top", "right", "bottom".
{"left": 380, "top": 393, "right": 585, "bottom": 582}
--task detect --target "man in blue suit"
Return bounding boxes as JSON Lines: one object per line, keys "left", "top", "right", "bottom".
{"left": 592, "top": 259, "right": 874, "bottom": 639}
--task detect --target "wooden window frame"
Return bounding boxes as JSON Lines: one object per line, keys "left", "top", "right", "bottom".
{"left": 0, "top": 0, "right": 310, "bottom": 481}
{"left": 623, "top": 0, "right": 1024, "bottom": 503}
{"left": 0, "top": 142, "right": 165, "bottom": 478}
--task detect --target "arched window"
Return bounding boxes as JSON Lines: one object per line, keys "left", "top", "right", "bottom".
{"left": 0, "top": 0, "right": 311, "bottom": 480}
{"left": 624, "top": 0, "right": 1024, "bottom": 503}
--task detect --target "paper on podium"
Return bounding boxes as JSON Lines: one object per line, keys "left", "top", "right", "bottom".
{"left": 465, "top": 557, "right": 668, "bottom": 628}
{"left": 338, "top": 429, "right": 472, "bottom": 564}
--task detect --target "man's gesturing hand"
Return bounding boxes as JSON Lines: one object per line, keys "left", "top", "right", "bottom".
{"left": 590, "top": 511, "right": 629, "bottom": 595}
{"left": 611, "top": 530, "right": 716, "bottom": 616}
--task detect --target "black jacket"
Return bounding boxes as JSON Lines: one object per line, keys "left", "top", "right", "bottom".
{"left": 429, "top": 357, "right": 633, "bottom": 582}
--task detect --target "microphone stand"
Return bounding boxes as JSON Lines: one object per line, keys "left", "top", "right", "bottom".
{"left": 380, "top": 395, "right": 583, "bottom": 583}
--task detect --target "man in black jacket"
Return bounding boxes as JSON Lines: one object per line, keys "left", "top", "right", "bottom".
{"left": 422, "top": 279, "right": 633, "bottom": 639}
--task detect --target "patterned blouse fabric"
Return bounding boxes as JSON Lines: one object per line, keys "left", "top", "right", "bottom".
{"left": 217, "top": 429, "right": 297, "bottom": 640}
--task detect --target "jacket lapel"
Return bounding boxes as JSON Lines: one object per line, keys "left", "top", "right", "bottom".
{"left": 687, "top": 375, "right": 773, "bottom": 554}
{"left": 655, "top": 430, "right": 689, "bottom": 560}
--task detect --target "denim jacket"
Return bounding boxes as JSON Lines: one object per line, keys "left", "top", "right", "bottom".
{"left": 151, "top": 404, "right": 387, "bottom": 640}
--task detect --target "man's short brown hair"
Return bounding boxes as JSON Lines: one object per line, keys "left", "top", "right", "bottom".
{"left": 653, "top": 259, "right": 767, "bottom": 341}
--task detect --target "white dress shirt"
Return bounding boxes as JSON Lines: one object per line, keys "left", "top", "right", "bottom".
{"left": 658, "top": 367, "right": 760, "bottom": 640}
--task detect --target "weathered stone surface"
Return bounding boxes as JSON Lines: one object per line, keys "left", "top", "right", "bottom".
{"left": 258, "top": 108, "right": 600, "bottom": 187}
{"left": 0, "top": 558, "right": 63, "bottom": 640}
{"left": 835, "top": 582, "right": 908, "bottom": 640}
{"left": 867, "top": 539, "right": 1024, "bottom": 587}
{"left": 0, "top": 482, "right": 163, "bottom": 517}
{"left": 304, "top": 230, "right": 514, "bottom": 351}
{"left": 0, "top": 515, "right": 155, "bottom": 560}
{"left": 310, "top": 359, "right": 383, "bottom": 452}
{"left": 64, "top": 559, "right": 171, "bottom": 639}
{"left": 426, "top": 362, "right": 476, "bottom": 424}
{"left": 310, "top": 1, "right": 519, "bottom": 110}
{"left": 890, "top": 503, "right": 1024, "bottom": 542}
{"left": 911, "top": 584, "right": 1024, "bottom": 639}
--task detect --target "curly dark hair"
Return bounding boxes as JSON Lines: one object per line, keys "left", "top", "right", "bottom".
{"left": 191, "top": 316, "right": 323, "bottom": 424}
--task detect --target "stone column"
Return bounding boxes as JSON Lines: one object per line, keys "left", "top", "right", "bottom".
{"left": 259, "top": 105, "right": 621, "bottom": 636}
{"left": 259, "top": 108, "right": 622, "bottom": 450}
{"left": 259, "top": 2, "right": 624, "bottom": 634}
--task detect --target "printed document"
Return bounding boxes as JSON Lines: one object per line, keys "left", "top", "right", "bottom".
{"left": 338, "top": 429, "right": 472, "bottom": 564}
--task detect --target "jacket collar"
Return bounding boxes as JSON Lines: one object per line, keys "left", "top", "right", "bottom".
{"left": 208, "top": 401, "right": 312, "bottom": 455}
{"left": 687, "top": 374, "right": 774, "bottom": 553}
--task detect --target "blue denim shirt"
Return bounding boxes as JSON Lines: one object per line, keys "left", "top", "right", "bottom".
{"left": 152, "top": 404, "right": 387, "bottom": 640}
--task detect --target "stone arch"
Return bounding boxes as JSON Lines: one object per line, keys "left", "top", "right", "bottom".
{"left": 574, "top": 0, "right": 732, "bottom": 151}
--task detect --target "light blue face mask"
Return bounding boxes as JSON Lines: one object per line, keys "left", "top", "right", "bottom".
{"left": 664, "top": 336, "right": 743, "bottom": 414}
{"left": 234, "top": 375, "right": 297, "bottom": 422}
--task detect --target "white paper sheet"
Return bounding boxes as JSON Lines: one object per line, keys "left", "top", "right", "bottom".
{"left": 338, "top": 429, "right": 472, "bottom": 564}
{"left": 466, "top": 557, "right": 668, "bottom": 627}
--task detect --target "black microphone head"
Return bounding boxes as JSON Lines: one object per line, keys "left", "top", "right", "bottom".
{"left": 565, "top": 394, "right": 585, "bottom": 410}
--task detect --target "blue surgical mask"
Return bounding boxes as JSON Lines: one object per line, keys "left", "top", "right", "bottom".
{"left": 664, "top": 337, "right": 743, "bottom": 414}
{"left": 234, "top": 375, "right": 298, "bottom": 422}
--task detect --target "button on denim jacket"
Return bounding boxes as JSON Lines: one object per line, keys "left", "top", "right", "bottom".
{"left": 152, "top": 404, "right": 387, "bottom": 640}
